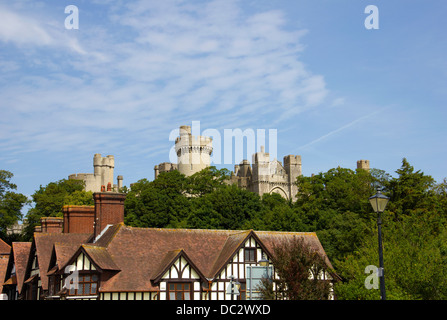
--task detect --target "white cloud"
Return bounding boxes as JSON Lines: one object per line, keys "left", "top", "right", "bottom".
{"left": 0, "top": 0, "right": 329, "bottom": 164}
{"left": 0, "top": 6, "right": 53, "bottom": 46}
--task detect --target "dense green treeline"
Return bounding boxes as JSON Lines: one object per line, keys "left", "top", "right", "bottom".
{"left": 123, "top": 160, "right": 447, "bottom": 299}
{"left": 2, "top": 158, "right": 446, "bottom": 299}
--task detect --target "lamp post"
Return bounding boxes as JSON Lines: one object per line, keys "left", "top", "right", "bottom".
{"left": 369, "top": 187, "right": 390, "bottom": 300}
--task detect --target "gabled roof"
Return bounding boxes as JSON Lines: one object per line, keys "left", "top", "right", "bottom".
{"left": 79, "top": 245, "right": 120, "bottom": 271}
{"left": 94, "top": 226, "right": 238, "bottom": 292}
{"left": 55, "top": 243, "right": 120, "bottom": 276}
{"left": 10, "top": 242, "right": 32, "bottom": 294}
{"left": 151, "top": 249, "right": 207, "bottom": 284}
{"left": 78, "top": 225, "right": 334, "bottom": 293}
{"left": 208, "top": 230, "right": 252, "bottom": 277}
{"left": 255, "top": 231, "right": 335, "bottom": 270}
{"left": 0, "top": 255, "right": 9, "bottom": 292}
{"left": 151, "top": 249, "right": 183, "bottom": 281}
{"left": 47, "top": 243, "right": 83, "bottom": 275}
{"left": 31, "top": 233, "right": 91, "bottom": 290}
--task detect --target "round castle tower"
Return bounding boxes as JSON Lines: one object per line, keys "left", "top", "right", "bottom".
{"left": 93, "top": 154, "right": 114, "bottom": 190}
{"left": 175, "top": 125, "right": 213, "bottom": 176}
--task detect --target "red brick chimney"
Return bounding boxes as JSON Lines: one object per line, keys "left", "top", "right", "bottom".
{"left": 62, "top": 205, "right": 95, "bottom": 234}
{"left": 93, "top": 192, "right": 126, "bottom": 238}
{"left": 40, "top": 217, "right": 64, "bottom": 233}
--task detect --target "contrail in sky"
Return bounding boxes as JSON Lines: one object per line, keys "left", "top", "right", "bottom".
{"left": 298, "top": 109, "right": 382, "bottom": 150}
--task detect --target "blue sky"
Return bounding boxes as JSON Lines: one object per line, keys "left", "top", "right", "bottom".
{"left": 1, "top": 0, "right": 446, "bottom": 203}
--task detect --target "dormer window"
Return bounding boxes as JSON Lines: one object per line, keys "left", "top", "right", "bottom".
{"left": 68, "top": 273, "right": 99, "bottom": 296}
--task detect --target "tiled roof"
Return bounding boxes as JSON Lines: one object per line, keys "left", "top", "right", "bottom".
{"left": 0, "top": 255, "right": 9, "bottom": 292}
{"left": 48, "top": 243, "right": 83, "bottom": 275}
{"left": 25, "top": 225, "right": 334, "bottom": 294}
{"left": 87, "top": 225, "right": 332, "bottom": 293}
{"left": 256, "top": 231, "right": 335, "bottom": 270}
{"left": 33, "top": 233, "right": 92, "bottom": 290}
{"left": 11, "top": 242, "right": 32, "bottom": 294}
{"left": 0, "top": 238, "right": 10, "bottom": 255}
{"left": 81, "top": 245, "right": 120, "bottom": 271}
{"left": 96, "top": 226, "right": 239, "bottom": 292}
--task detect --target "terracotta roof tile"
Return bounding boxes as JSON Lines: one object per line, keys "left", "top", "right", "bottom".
{"left": 99, "top": 227, "right": 239, "bottom": 292}
{"left": 81, "top": 245, "right": 120, "bottom": 271}
{"left": 49, "top": 243, "right": 82, "bottom": 274}
{"left": 255, "top": 231, "right": 335, "bottom": 270}
{"left": 93, "top": 226, "right": 334, "bottom": 293}
{"left": 0, "top": 255, "right": 9, "bottom": 292}
{"left": 33, "top": 233, "right": 91, "bottom": 290}
{"left": 0, "top": 238, "right": 11, "bottom": 255}
{"left": 11, "top": 242, "right": 32, "bottom": 294}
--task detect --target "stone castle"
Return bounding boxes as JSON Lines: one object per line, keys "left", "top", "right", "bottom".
{"left": 69, "top": 154, "right": 123, "bottom": 192}
{"left": 155, "top": 125, "right": 302, "bottom": 201}
{"left": 69, "top": 125, "right": 370, "bottom": 201}
{"left": 154, "top": 125, "right": 213, "bottom": 178}
{"left": 227, "top": 146, "right": 301, "bottom": 201}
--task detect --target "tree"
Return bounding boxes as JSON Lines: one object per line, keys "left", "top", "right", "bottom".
{"left": 124, "top": 171, "right": 191, "bottom": 228}
{"left": 293, "top": 167, "right": 377, "bottom": 263}
{"left": 259, "top": 236, "right": 333, "bottom": 300}
{"left": 188, "top": 184, "right": 263, "bottom": 230}
{"left": 334, "top": 159, "right": 447, "bottom": 299}
{"left": 387, "top": 158, "right": 437, "bottom": 221}
{"left": 261, "top": 193, "right": 306, "bottom": 232}
{"left": 187, "top": 166, "right": 230, "bottom": 196}
{"left": 23, "top": 179, "right": 93, "bottom": 240}
{"left": 0, "top": 170, "right": 29, "bottom": 240}
{"left": 125, "top": 168, "right": 263, "bottom": 230}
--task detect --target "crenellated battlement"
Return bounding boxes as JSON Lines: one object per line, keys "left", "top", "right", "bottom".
{"left": 357, "top": 159, "right": 370, "bottom": 171}
{"left": 69, "top": 154, "right": 123, "bottom": 193}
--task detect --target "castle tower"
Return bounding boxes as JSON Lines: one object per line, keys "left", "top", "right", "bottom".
{"left": 93, "top": 154, "right": 115, "bottom": 191}
{"left": 284, "top": 155, "right": 302, "bottom": 201}
{"left": 69, "top": 154, "right": 120, "bottom": 192}
{"left": 357, "top": 160, "right": 370, "bottom": 171}
{"left": 175, "top": 125, "right": 213, "bottom": 176}
{"left": 251, "top": 146, "right": 271, "bottom": 197}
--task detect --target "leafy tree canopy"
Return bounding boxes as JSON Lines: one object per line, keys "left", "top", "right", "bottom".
{"left": 0, "top": 170, "right": 29, "bottom": 240}
{"left": 23, "top": 178, "right": 93, "bottom": 240}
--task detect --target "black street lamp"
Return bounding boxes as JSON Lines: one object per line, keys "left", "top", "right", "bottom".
{"left": 369, "top": 187, "right": 390, "bottom": 300}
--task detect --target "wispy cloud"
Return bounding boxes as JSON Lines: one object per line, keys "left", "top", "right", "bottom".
{"left": 0, "top": 0, "right": 329, "bottom": 164}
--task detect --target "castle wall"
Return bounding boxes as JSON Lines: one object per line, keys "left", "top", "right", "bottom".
{"left": 69, "top": 154, "right": 121, "bottom": 192}
{"left": 229, "top": 147, "right": 302, "bottom": 201}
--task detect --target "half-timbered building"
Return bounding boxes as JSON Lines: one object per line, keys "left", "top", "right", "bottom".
{"left": 2, "top": 191, "right": 338, "bottom": 300}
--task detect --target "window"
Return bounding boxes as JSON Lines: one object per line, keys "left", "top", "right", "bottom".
{"left": 49, "top": 275, "right": 61, "bottom": 296}
{"left": 168, "top": 283, "right": 191, "bottom": 300}
{"left": 68, "top": 274, "right": 99, "bottom": 296}
{"left": 238, "top": 282, "right": 246, "bottom": 300}
{"left": 244, "top": 248, "right": 256, "bottom": 262}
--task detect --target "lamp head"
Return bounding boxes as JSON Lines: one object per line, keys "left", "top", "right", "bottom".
{"left": 369, "top": 188, "right": 390, "bottom": 213}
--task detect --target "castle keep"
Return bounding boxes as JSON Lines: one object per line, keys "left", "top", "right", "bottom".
{"left": 228, "top": 146, "right": 302, "bottom": 201}
{"left": 154, "top": 125, "right": 213, "bottom": 178}
{"left": 69, "top": 154, "right": 123, "bottom": 192}
{"left": 155, "top": 125, "right": 302, "bottom": 201}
